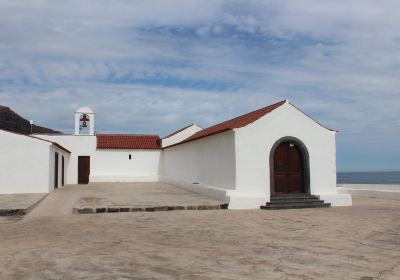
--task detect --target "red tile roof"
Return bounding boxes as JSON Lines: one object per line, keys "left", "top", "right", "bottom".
{"left": 163, "top": 124, "right": 198, "bottom": 139}
{"left": 97, "top": 134, "right": 161, "bottom": 150}
{"left": 165, "top": 100, "right": 287, "bottom": 148}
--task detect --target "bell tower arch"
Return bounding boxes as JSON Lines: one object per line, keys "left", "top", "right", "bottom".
{"left": 74, "top": 107, "right": 95, "bottom": 135}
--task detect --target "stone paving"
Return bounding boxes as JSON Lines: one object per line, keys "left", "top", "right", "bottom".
{"left": 0, "top": 197, "right": 399, "bottom": 279}
{"left": 73, "top": 182, "right": 226, "bottom": 214}
{"left": 24, "top": 182, "right": 225, "bottom": 218}
{"left": 0, "top": 193, "right": 47, "bottom": 216}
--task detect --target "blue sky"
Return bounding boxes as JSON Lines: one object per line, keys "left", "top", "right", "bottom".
{"left": 0, "top": 0, "right": 399, "bottom": 172}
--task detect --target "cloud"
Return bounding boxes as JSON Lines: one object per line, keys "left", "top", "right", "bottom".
{"left": 0, "top": 0, "right": 399, "bottom": 171}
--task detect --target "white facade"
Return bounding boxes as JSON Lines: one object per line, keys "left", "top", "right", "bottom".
{"left": 0, "top": 101, "right": 351, "bottom": 209}
{"left": 35, "top": 135, "right": 96, "bottom": 185}
{"left": 232, "top": 102, "right": 350, "bottom": 208}
{"left": 35, "top": 135, "right": 162, "bottom": 184}
{"left": 91, "top": 149, "right": 161, "bottom": 182}
{"left": 0, "top": 130, "right": 70, "bottom": 194}
{"left": 159, "top": 102, "right": 351, "bottom": 208}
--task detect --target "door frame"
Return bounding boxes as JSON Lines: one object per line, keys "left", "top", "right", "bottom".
{"left": 269, "top": 136, "right": 310, "bottom": 195}
{"left": 54, "top": 152, "right": 59, "bottom": 189}
{"left": 78, "top": 156, "right": 90, "bottom": 184}
{"left": 61, "top": 156, "right": 65, "bottom": 186}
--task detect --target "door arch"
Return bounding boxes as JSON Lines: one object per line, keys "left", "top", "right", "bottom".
{"left": 269, "top": 137, "right": 310, "bottom": 194}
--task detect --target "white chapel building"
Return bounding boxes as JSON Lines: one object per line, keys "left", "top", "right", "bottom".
{"left": 0, "top": 100, "right": 352, "bottom": 209}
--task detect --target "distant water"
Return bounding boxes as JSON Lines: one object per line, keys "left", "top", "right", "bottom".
{"left": 337, "top": 171, "right": 400, "bottom": 184}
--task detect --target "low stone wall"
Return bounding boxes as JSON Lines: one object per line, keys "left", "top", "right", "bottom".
{"left": 0, "top": 193, "right": 48, "bottom": 216}
{"left": 73, "top": 203, "right": 229, "bottom": 214}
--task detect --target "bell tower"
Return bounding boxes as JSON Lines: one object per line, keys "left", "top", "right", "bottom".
{"left": 74, "top": 107, "right": 95, "bottom": 135}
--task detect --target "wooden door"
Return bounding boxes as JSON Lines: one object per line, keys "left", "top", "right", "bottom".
{"left": 54, "top": 152, "right": 59, "bottom": 189}
{"left": 78, "top": 156, "right": 90, "bottom": 184}
{"left": 61, "top": 156, "right": 65, "bottom": 186}
{"left": 273, "top": 142, "right": 304, "bottom": 194}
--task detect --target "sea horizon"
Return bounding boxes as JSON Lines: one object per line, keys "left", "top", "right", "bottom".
{"left": 337, "top": 171, "right": 400, "bottom": 184}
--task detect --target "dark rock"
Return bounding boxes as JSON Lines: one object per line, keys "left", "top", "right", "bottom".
{"left": 78, "top": 208, "right": 94, "bottom": 214}
{"left": 0, "top": 105, "right": 61, "bottom": 134}
{"left": 154, "top": 206, "right": 169, "bottom": 211}
{"left": 172, "top": 206, "right": 185, "bottom": 210}
{"left": 131, "top": 208, "right": 144, "bottom": 212}
{"left": 0, "top": 209, "right": 26, "bottom": 216}
{"left": 107, "top": 208, "right": 120, "bottom": 213}
{"left": 220, "top": 204, "right": 229, "bottom": 209}
{"left": 96, "top": 208, "right": 106, "bottom": 213}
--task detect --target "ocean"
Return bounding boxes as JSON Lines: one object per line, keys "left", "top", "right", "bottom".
{"left": 337, "top": 171, "right": 400, "bottom": 184}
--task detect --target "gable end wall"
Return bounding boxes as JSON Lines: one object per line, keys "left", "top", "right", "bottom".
{"left": 234, "top": 103, "right": 337, "bottom": 201}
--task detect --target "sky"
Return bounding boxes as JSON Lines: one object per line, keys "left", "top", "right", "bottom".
{"left": 0, "top": 0, "right": 399, "bottom": 172}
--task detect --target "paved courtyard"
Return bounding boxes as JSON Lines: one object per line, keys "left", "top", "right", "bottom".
{"left": 24, "top": 182, "right": 225, "bottom": 218}
{"left": 0, "top": 196, "right": 399, "bottom": 279}
{"left": 74, "top": 182, "right": 226, "bottom": 213}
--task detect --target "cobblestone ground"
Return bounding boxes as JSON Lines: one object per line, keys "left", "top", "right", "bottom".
{"left": 0, "top": 197, "right": 399, "bottom": 280}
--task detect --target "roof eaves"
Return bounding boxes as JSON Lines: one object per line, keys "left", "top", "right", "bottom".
{"left": 288, "top": 102, "right": 339, "bottom": 132}
{"left": 96, "top": 133, "right": 160, "bottom": 137}
{"left": 162, "top": 128, "right": 232, "bottom": 149}
{"left": 162, "top": 124, "right": 197, "bottom": 139}
{"left": 163, "top": 100, "right": 286, "bottom": 149}
{"left": 29, "top": 135, "right": 71, "bottom": 153}
{"left": 51, "top": 142, "right": 71, "bottom": 153}
{"left": 0, "top": 129, "right": 71, "bottom": 153}
{"left": 97, "top": 147, "right": 162, "bottom": 150}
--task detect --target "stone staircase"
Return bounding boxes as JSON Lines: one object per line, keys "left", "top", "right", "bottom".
{"left": 261, "top": 193, "right": 331, "bottom": 210}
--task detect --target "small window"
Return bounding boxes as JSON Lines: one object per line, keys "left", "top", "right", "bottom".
{"left": 129, "top": 154, "right": 132, "bottom": 160}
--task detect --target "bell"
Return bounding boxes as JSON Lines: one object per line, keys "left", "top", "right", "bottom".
{"left": 82, "top": 121, "right": 87, "bottom": 128}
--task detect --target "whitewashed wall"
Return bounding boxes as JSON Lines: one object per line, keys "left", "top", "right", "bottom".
{"left": 36, "top": 134, "right": 161, "bottom": 183}
{"left": 32, "top": 101, "right": 350, "bottom": 208}
{"left": 0, "top": 130, "right": 51, "bottom": 193}
{"left": 48, "top": 146, "right": 70, "bottom": 191}
{"left": 36, "top": 135, "right": 96, "bottom": 185}
{"left": 91, "top": 149, "right": 161, "bottom": 182}
{"left": 160, "top": 131, "right": 236, "bottom": 200}
{"left": 233, "top": 102, "right": 351, "bottom": 208}
{"left": 162, "top": 124, "right": 203, "bottom": 147}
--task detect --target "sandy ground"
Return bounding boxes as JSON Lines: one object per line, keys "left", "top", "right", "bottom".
{"left": 0, "top": 197, "right": 399, "bottom": 280}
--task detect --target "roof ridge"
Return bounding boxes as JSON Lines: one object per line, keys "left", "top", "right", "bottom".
{"left": 163, "top": 123, "right": 197, "bottom": 139}
{"left": 164, "top": 100, "right": 286, "bottom": 149}
{"left": 200, "top": 100, "right": 287, "bottom": 131}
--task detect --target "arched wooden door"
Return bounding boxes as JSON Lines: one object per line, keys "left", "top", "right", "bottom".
{"left": 273, "top": 142, "right": 304, "bottom": 194}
